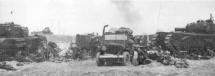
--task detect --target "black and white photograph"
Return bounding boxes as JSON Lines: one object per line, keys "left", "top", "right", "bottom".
{"left": 0, "top": 0, "right": 215, "bottom": 76}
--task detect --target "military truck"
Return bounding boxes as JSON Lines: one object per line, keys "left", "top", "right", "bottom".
{"left": 96, "top": 25, "right": 148, "bottom": 66}
{"left": 0, "top": 22, "right": 47, "bottom": 61}
{"left": 69, "top": 33, "right": 101, "bottom": 59}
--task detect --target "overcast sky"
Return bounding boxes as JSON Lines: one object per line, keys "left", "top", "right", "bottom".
{"left": 0, "top": 0, "right": 215, "bottom": 35}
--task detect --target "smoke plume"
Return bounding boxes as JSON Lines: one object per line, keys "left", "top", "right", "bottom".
{"left": 110, "top": 0, "right": 141, "bottom": 24}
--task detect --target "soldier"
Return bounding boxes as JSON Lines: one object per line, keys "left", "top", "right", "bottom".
{"left": 206, "top": 47, "right": 214, "bottom": 57}
{"left": 44, "top": 45, "right": 51, "bottom": 60}
{"left": 70, "top": 44, "right": 83, "bottom": 60}
{"left": 38, "top": 40, "right": 48, "bottom": 61}
{"left": 89, "top": 37, "right": 100, "bottom": 58}
{"left": 157, "top": 46, "right": 163, "bottom": 55}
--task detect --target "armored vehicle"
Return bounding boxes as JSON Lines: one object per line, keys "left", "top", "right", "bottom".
{"left": 155, "top": 14, "right": 215, "bottom": 58}
{"left": 0, "top": 22, "right": 47, "bottom": 61}
{"left": 96, "top": 25, "right": 148, "bottom": 66}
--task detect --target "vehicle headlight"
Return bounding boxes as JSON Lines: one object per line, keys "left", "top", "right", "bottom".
{"left": 101, "top": 46, "right": 107, "bottom": 51}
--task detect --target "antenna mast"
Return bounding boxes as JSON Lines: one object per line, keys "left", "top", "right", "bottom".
{"left": 156, "top": 0, "right": 162, "bottom": 32}
{"left": 210, "top": 13, "right": 214, "bottom": 21}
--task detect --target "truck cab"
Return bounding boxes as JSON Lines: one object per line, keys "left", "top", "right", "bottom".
{"left": 96, "top": 25, "right": 146, "bottom": 66}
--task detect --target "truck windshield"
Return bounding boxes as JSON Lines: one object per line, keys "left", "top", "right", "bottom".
{"left": 104, "top": 34, "right": 127, "bottom": 40}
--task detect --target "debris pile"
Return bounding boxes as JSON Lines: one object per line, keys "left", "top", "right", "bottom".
{"left": 0, "top": 62, "right": 17, "bottom": 71}
{"left": 64, "top": 49, "right": 73, "bottom": 59}
{"left": 146, "top": 46, "right": 189, "bottom": 68}
{"left": 174, "top": 59, "right": 189, "bottom": 68}
{"left": 69, "top": 46, "right": 89, "bottom": 60}
{"left": 156, "top": 52, "right": 189, "bottom": 68}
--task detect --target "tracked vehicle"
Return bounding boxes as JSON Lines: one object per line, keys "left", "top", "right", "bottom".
{"left": 155, "top": 14, "right": 215, "bottom": 58}
{"left": 0, "top": 22, "right": 47, "bottom": 61}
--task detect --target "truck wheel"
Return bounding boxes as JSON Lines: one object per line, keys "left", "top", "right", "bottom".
{"left": 123, "top": 52, "right": 131, "bottom": 66}
{"left": 132, "top": 51, "right": 138, "bottom": 66}
{"left": 96, "top": 52, "right": 104, "bottom": 66}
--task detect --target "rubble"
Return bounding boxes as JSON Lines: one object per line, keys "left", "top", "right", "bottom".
{"left": 157, "top": 54, "right": 189, "bottom": 68}
{"left": 0, "top": 62, "right": 17, "bottom": 71}
{"left": 149, "top": 48, "right": 189, "bottom": 68}
{"left": 64, "top": 49, "right": 73, "bottom": 59}
{"left": 47, "top": 41, "right": 61, "bottom": 58}
{"left": 174, "top": 59, "right": 189, "bottom": 68}
{"left": 49, "top": 57, "right": 73, "bottom": 63}
{"left": 16, "top": 62, "right": 24, "bottom": 66}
